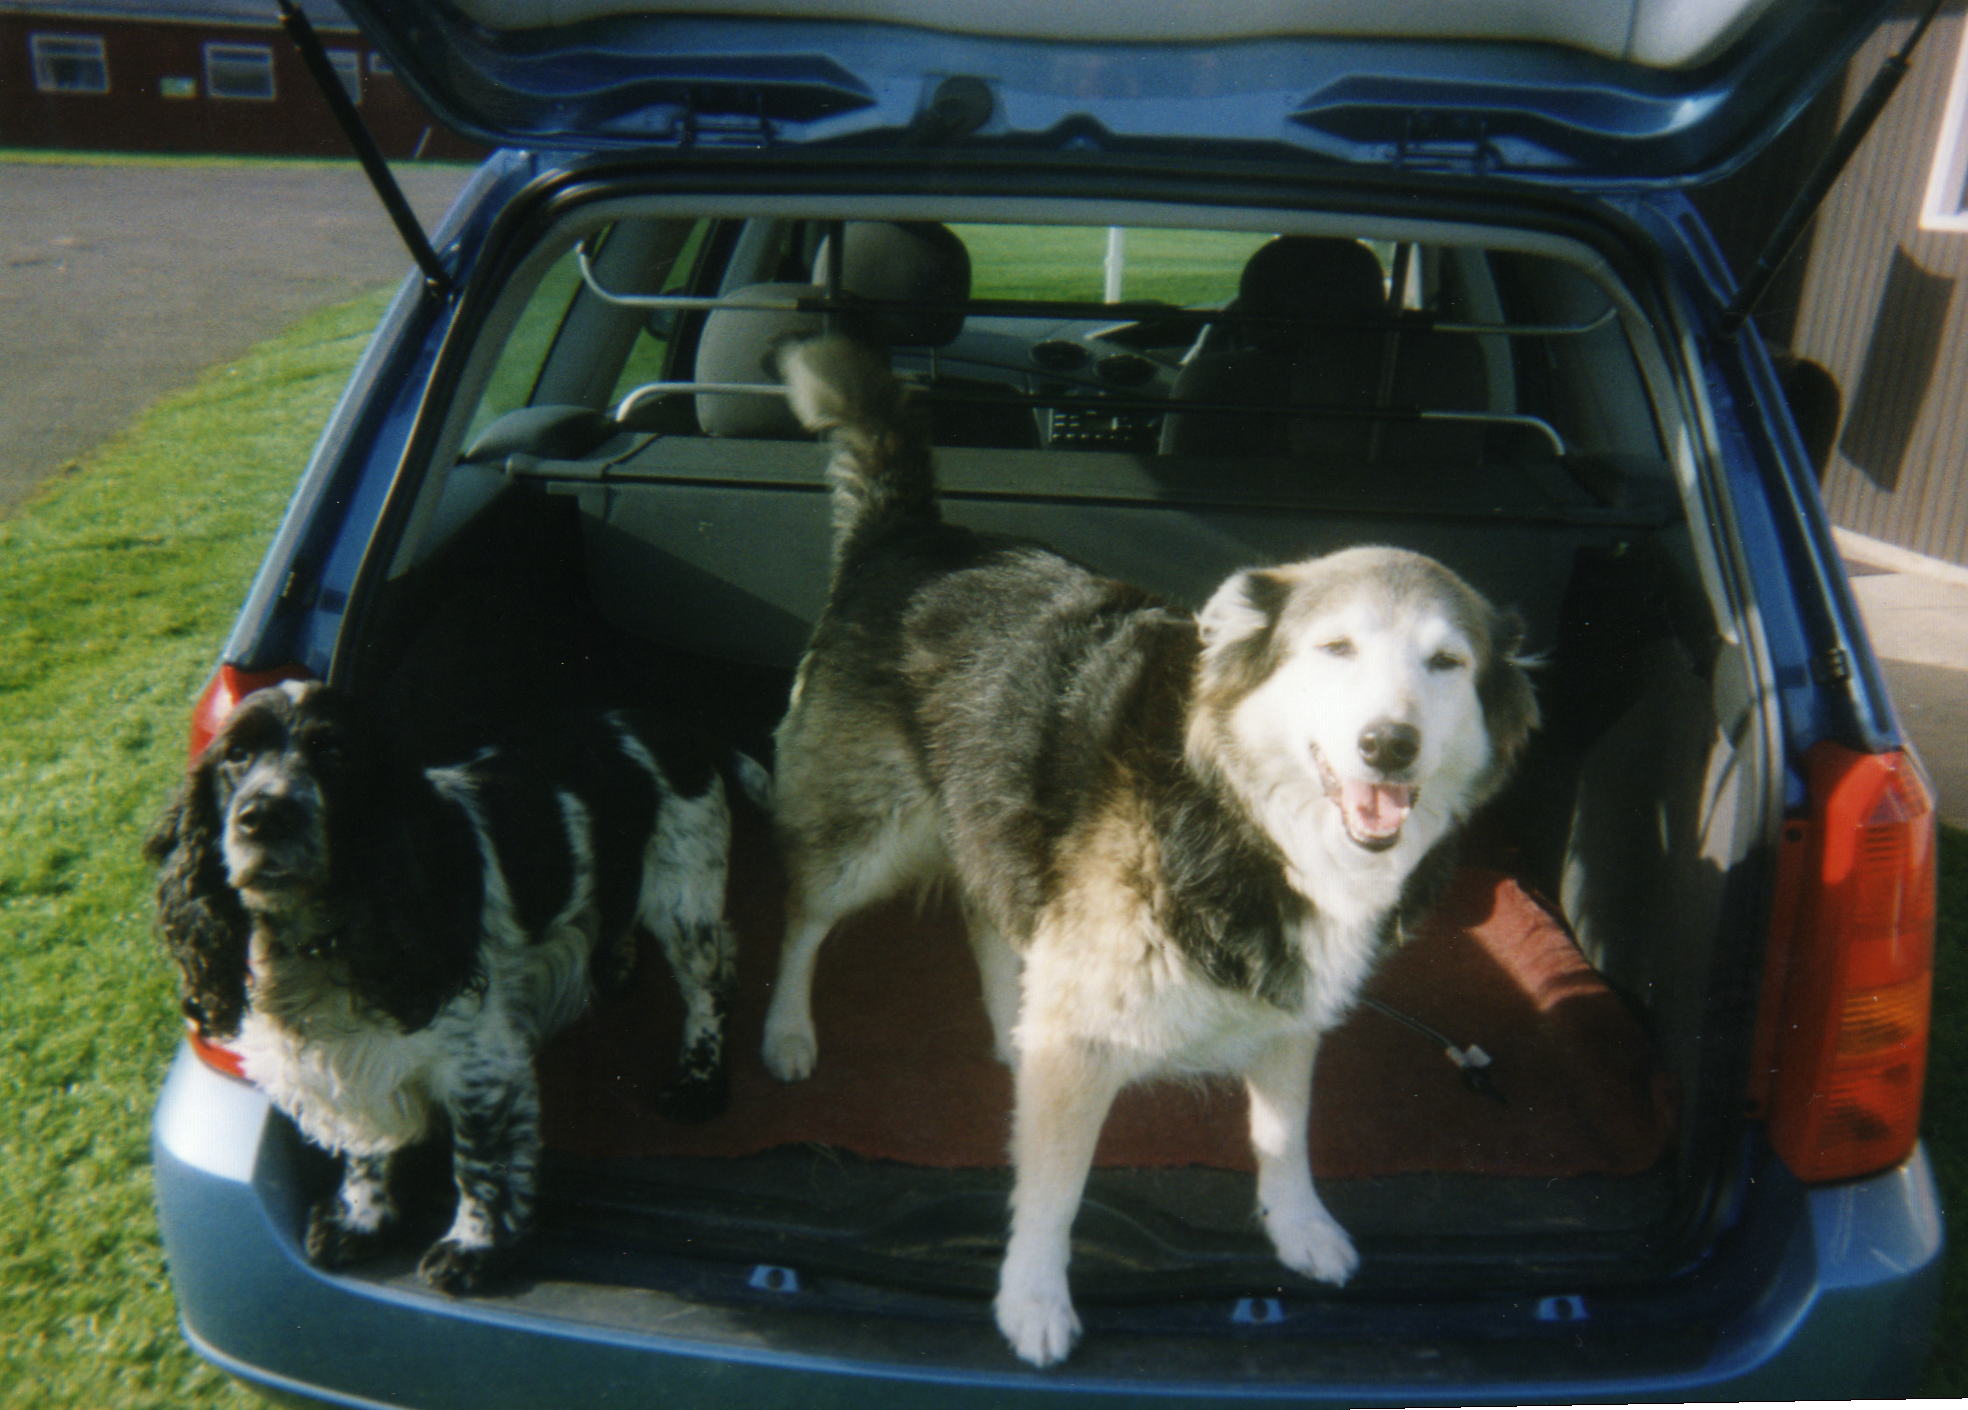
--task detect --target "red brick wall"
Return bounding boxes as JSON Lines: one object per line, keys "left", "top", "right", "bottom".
{"left": 1, "top": 14, "right": 482, "bottom": 160}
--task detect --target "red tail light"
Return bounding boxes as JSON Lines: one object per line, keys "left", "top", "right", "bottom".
{"left": 180, "top": 663, "right": 311, "bottom": 1082}
{"left": 187, "top": 663, "right": 312, "bottom": 761}
{"left": 188, "top": 1025, "right": 251, "bottom": 1082}
{"left": 1755, "top": 743, "right": 1936, "bottom": 1182}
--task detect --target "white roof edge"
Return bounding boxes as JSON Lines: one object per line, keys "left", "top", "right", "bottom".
{"left": 446, "top": 0, "right": 1783, "bottom": 70}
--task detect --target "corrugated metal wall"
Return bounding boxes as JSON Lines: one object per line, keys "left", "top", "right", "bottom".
{"left": 1756, "top": 3, "right": 1968, "bottom": 567}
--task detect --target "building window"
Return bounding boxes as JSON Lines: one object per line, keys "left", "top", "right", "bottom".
{"left": 1921, "top": 22, "right": 1968, "bottom": 232}
{"left": 204, "top": 42, "right": 275, "bottom": 101}
{"left": 368, "top": 51, "right": 393, "bottom": 77}
{"left": 30, "top": 34, "right": 109, "bottom": 93}
{"left": 329, "top": 49, "right": 362, "bottom": 104}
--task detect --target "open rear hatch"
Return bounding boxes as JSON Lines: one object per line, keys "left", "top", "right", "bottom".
{"left": 341, "top": 0, "right": 1893, "bottom": 185}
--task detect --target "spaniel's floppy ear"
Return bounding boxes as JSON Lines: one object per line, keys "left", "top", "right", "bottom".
{"left": 285, "top": 698, "right": 486, "bottom": 1035}
{"left": 338, "top": 764, "right": 489, "bottom": 1035}
{"left": 145, "top": 753, "right": 250, "bottom": 1040}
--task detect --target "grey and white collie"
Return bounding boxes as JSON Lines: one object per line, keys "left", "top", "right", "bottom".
{"left": 761, "top": 337, "right": 1539, "bottom": 1365}
{"left": 148, "top": 680, "right": 745, "bottom": 1292}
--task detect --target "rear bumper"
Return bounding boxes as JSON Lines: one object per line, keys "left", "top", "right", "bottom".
{"left": 154, "top": 1043, "right": 1943, "bottom": 1409}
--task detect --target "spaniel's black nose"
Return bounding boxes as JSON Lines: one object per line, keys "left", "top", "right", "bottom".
{"left": 235, "top": 791, "right": 307, "bottom": 842}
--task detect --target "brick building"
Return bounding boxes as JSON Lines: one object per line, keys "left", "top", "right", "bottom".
{"left": 1, "top": 0, "right": 479, "bottom": 159}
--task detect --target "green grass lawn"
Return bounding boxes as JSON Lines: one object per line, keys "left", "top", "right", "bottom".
{"left": 0, "top": 287, "right": 393, "bottom": 1408}
{"left": 0, "top": 271, "right": 1961, "bottom": 1403}
{"left": 953, "top": 223, "right": 1275, "bottom": 305}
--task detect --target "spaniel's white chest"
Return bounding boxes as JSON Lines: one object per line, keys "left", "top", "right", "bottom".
{"left": 234, "top": 1007, "right": 446, "bottom": 1157}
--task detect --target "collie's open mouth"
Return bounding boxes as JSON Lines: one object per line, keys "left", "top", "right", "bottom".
{"left": 1314, "top": 747, "right": 1417, "bottom": 851}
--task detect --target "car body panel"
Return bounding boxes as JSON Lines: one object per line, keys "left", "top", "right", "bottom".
{"left": 1606, "top": 190, "right": 1902, "bottom": 770}
{"left": 223, "top": 151, "right": 540, "bottom": 676}
{"left": 155, "top": 1047, "right": 1942, "bottom": 1407}
{"left": 339, "top": 0, "right": 1894, "bottom": 184}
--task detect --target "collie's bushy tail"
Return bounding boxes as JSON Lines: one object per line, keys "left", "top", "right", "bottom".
{"left": 778, "top": 335, "right": 938, "bottom": 565}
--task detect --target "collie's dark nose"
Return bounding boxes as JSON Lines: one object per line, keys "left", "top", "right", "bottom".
{"left": 1357, "top": 720, "right": 1419, "bottom": 773}
{"left": 235, "top": 791, "right": 306, "bottom": 842}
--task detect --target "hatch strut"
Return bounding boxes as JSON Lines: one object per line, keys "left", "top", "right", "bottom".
{"left": 276, "top": 0, "right": 454, "bottom": 297}
{"left": 1720, "top": 0, "right": 1943, "bottom": 337}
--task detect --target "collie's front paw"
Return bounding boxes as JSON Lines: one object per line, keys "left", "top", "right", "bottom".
{"left": 1264, "top": 1198, "right": 1359, "bottom": 1286}
{"left": 761, "top": 1009, "right": 818, "bottom": 1082}
{"left": 995, "top": 1271, "right": 1081, "bottom": 1367}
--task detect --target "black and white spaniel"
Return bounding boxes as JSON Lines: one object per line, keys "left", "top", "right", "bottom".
{"left": 147, "top": 679, "right": 749, "bottom": 1292}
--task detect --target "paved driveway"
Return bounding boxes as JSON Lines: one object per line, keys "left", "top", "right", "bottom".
{"left": 0, "top": 159, "right": 472, "bottom": 515}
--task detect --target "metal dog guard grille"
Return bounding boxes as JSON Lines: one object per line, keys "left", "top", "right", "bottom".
{"left": 574, "top": 235, "right": 1606, "bottom": 458}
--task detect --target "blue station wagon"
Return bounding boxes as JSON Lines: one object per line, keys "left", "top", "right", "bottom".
{"left": 152, "top": 0, "right": 1944, "bottom": 1403}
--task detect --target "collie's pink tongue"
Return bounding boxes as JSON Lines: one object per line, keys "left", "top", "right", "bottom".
{"left": 1340, "top": 779, "right": 1415, "bottom": 840}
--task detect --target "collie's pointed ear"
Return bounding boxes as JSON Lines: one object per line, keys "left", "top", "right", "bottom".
{"left": 146, "top": 756, "right": 250, "bottom": 1040}
{"left": 1488, "top": 605, "right": 1528, "bottom": 662}
{"left": 1197, "top": 568, "right": 1289, "bottom": 651}
{"left": 1478, "top": 605, "right": 1541, "bottom": 775}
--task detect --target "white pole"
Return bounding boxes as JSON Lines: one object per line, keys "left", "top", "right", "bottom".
{"left": 1104, "top": 226, "right": 1126, "bottom": 303}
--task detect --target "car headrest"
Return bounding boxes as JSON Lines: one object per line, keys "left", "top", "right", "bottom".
{"left": 1237, "top": 237, "right": 1388, "bottom": 352}
{"left": 810, "top": 221, "right": 971, "bottom": 347}
{"left": 693, "top": 282, "right": 830, "bottom": 439}
{"left": 695, "top": 223, "right": 972, "bottom": 437}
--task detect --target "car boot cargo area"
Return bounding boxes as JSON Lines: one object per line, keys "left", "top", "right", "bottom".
{"left": 331, "top": 201, "right": 1774, "bottom": 1311}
